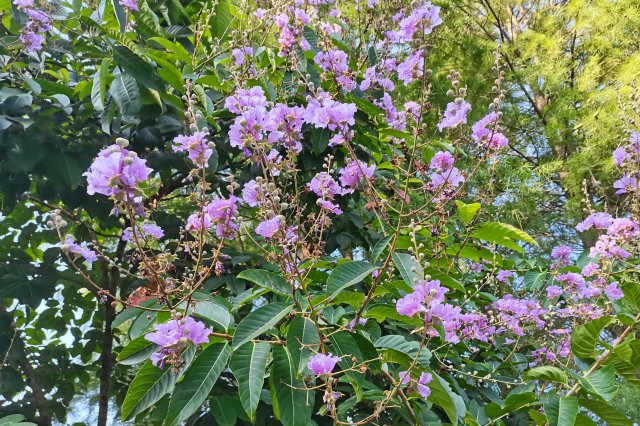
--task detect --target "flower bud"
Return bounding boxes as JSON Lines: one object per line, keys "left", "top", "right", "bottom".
{"left": 116, "top": 137, "right": 129, "bottom": 148}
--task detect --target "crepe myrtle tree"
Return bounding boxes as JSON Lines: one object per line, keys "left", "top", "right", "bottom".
{"left": 1, "top": 0, "right": 640, "bottom": 425}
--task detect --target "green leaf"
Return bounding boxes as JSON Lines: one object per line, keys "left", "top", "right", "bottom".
{"left": 524, "top": 270, "right": 547, "bottom": 291}
{"left": 237, "top": 269, "right": 290, "bottom": 297}
{"left": 579, "top": 398, "right": 633, "bottom": 426}
{"left": 374, "top": 334, "right": 431, "bottom": 366}
{"left": 523, "top": 366, "right": 568, "bottom": 384}
{"left": 575, "top": 365, "right": 618, "bottom": 402}
{"left": 111, "top": 0, "right": 126, "bottom": 33}
{"left": 165, "top": 343, "right": 231, "bottom": 426}
{"left": 471, "top": 222, "right": 536, "bottom": 252}
{"left": 91, "top": 59, "right": 110, "bottom": 113}
{"left": 270, "top": 345, "right": 314, "bottom": 426}
{"left": 113, "top": 45, "right": 164, "bottom": 91}
{"left": 232, "top": 303, "right": 293, "bottom": 349}
{"left": 370, "top": 236, "right": 392, "bottom": 265}
{"left": 456, "top": 201, "right": 481, "bottom": 225}
{"left": 230, "top": 342, "right": 271, "bottom": 422}
{"left": 571, "top": 316, "right": 616, "bottom": 359}
{"left": 326, "top": 261, "right": 373, "bottom": 301}
{"left": 543, "top": 395, "right": 578, "bottom": 426}
{"left": 117, "top": 335, "right": 155, "bottom": 365}
{"left": 392, "top": 252, "right": 423, "bottom": 287}
{"left": 287, "top": 317, "right": 320, "bottom": 374}
{"left": 109, "top": 71, "right": 140, "bottom": 115}
{"left": 190, "top": 299, "right": 233, "bottom": 331}
{"left": 121, "top": 347, "right": 195, "bottom": 420}
{"left": 149, "top": 37, "right": 192, "bottom": 63}
{"left": 210, "top": 0, "right": 233, "bottom": 39}
{"left": 428, "top": 373, "right": 466, "bottom": 426}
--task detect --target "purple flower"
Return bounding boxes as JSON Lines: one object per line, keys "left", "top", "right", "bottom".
{"left": 225, "top": 87, "right": 268, "bottom": 114}
{"left": 496, "top": 270, "right": 514, "bottom": 283}
{"left": 173, "top": 131, "right": 212, "bottom": 166}
{"left": 398, "top": 370, "right": 411, "bottom": 385}
{"left": 607, "top": 218, "right": 639, "bottom": 239}
{"left": 417, "top": 372, "right": 433, "bottom": 398}
{"left": 205, "top": 197, "right": 239, "bottom": 239}
{"left": 589, "top": 235, "right": 630, "bottom": 259}
{"left": 613, "top": 146, "right": 627, "bottom": 165}
{"left": 546, "top": 285, "right": 563, "bottom": 298}
{"left": 314, "top": 49, "right": 349, "bottom": 76}
{"left": 550, "top": 245, "right": 572, "bottom": 267}
{"left": 429, "top": 151, "right": 455, "bottom": 172}
{"left": 19, "top": 31, "right": 44, "bottom": 52}
{"left": 428, "top": 167, "right": 465, "bottom": 202}
{"left": 84, "top": 144, "right": 152, "bottom": 198}
{"left": 318, "top": 199, "right": 343, "bottom": 215}
{"left": 308, "top": 352, "right": 341, "bottom": 375}
{"left": 62, "top": 236, "right": 98, "bottom": 263}
{"left": 145, "top": 317, "right": 211, "bottom": 368}
{"left": 604, "top": 283, "right": 623, "bottom": 301}
{"left": 232, "top": 46, "right": 254, "bottom": 65}
{"left": 388, "top": 2, "right": 442, "bottom": 43}
{"left": 265, "top": 104, "right": 305, "bottom": 153}
{"left": 256, "top": 217, "right": 282, "bottom": 239}
{"left": 396, "top": 291, "right": 426, "bottom": 317}
{"left": 581, "top": 262, "right": 599, "bottom": 277}
{"left": 338, "top": 160, "right": 375, "bottom": 189}
{"left": 471, "top": 112, "right": 509, "bottom": 150}
{"left": 613, "top": 174, "right": 638, "bottom": 195}
{"left": 242, "top": 180, "right": 260, "bottom": 207}
{"left": 13, "top": 0, "right": 35, "bottom": 7}
{"left": 254, "top": 8, "right": 266, "bottom": 19}
{"left": 121, "top": 0, "right": 138, "bottom": 11}
{"left": 228, "top": 106, "right": 268, "bottom": 155}
{"left": 122, "top": 223, "right": 164, "bottom": 242}
{"left": 437, "top": 100, "right": 471, "bottom": 131}
{"left": 308, "top": 172, "right": 344, "bottom": 198}
{"left": 185, "top": 211, "right": 212, "bottom": 232}
{"left": 397, "top": 49, "right": 424, "bottom": 86}
{"left": 576, "top": 212, "right": 614, "bottom": 232}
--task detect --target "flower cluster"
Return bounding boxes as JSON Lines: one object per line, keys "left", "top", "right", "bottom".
{"left": 13, "top": 0, "right": 52, "bottom": 53}
{"left": 173, "top": 131, "right": 213, "bottom": 167}
{"left": 471, "top": 112, "right": 509, "bottom": 150}
{"left": 122, "top": 223, "right": 165, "bottom": 242}
{"left": 145, "top": 316, "right": 211, "bottom": 369}
{"left": 186, "top": 196, "right": 239, "bottom": 239}
{"left": 427, "top": 151, "right": 465, "bottom": 202}
{"left": 613, "top": 132, "right": 640, "bottom": 194}
{"left": 84, "top": 141, "right": 152, "bottom": 199}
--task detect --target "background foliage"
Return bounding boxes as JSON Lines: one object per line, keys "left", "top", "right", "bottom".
{"left": 1, "top": 0, "right": 640, "bottom": 425}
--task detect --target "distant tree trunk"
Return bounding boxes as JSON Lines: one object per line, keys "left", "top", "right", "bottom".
{"left": 97, "top": 302, "right": 115, "bottom": 426}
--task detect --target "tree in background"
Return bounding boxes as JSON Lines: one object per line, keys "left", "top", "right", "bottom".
{"left": 0, "top": 1, "right": 639, "bottom": 425}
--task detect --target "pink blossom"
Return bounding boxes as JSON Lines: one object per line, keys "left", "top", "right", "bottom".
{"left": 173, "top": 131, "right": 212, "bottom": 166}
{"left": 256, "top": 217, "right": 282, "bottom": 239}
{"left": 437, "top": 100, "right": 471, "bottom": 131}
{"left": 145, "top": 317, "right": 211, "bottom": 368}
{"left": 338, "top": 160, "right": 375, "bottom": 189}
{"left": 63, "top": 236, "right": 98, "bottom": 263}
{"left": 308, "top": 353, "right": 341, "bottom": 375}
{"left": 84, "top": 144, "right": 152, "bottom": 198}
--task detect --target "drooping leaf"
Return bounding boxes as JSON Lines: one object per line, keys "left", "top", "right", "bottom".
{"left": 374, "top": 334, "right": 431, "bottom": 366}
{"left": 579, "top": 398, "right": 633, "bottom": 426}
{"left": 428, "top": 373, "right": 466, "bottom": 426}
{"left": 392, "top": 252, "right": 423, "bottom": 287}
{"left": 230, "top": 342, "right": 271, "bottom": 422}
{"left": 286, "top": 316, "right": 320, "bottom": 374}
{"left": 571, "top": 316, "right": 616, "bottom": 359}
{"left": 237, "top": 269, "right": 291, "bottom": 297}
{"left": 117, "top": 335, "right": 155, "bottom": 365}
{"left": 270, "top": 345, "right": 314, "bottom": 426}
{"left": 523, "top": 366, "right": 568, "bottom": 384}
{"left": 456, "top": 201, "right": 481, "bottom": 225}
{"left": 325, "top": 261, "right": 374, "bottom": 301}
{"left": 543, "top": 395, "right": 578, "bottom": 426}
{"left": 232, "top": 303, "right": 293, "bottom": 349}
{"left": 121, "top": 347, "right": 195, "bottom": 420}
{"left": 574, "top": 365, "right": 618, "bottom": 402}
{"left": 165, "top": 343, "right": 231, "bottom": 426}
